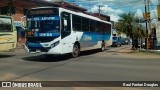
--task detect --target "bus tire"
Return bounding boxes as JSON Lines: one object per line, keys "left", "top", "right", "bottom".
{"left": 72, "top": 44, "right": 80, "bottom": 58}
{"left": 100, "top": 42, "right": 105, "bottom": 52}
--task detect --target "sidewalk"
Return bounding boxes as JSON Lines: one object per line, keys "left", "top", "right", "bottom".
{"left": 139, "top": 49, "right": 160, "bottom": 53}
{"left": 116, "top": 45, "right": 160, "bottom": 55}
{"left": 115, "top": 46, "right": 160, "bottom": 59}
{"left": 117, "top": 45, "right": 135, "bottom": 53}
{"left": 16, "top": 43, "right": 25, "bottom": 49}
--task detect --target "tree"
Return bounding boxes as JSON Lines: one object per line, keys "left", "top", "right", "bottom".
{"left": 115, "top": 12, "right": 145, "bottom": 49}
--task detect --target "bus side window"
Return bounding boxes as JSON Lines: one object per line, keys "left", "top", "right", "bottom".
{"left": 72, "top": 15, "right": 81, "bottom": 31}
{"left": 82, "top": 17, "right": 89, "bottom": 32}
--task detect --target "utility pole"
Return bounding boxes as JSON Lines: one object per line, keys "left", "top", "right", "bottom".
{"left": 158, "top": 0, "right": 160, "bottom": 21}
{"left": 144, "top": 0, "right": 149, "bottom": 49}
{"left": 7, "top": 0, "right": 14, "bottom": 16}
{"left": 98, "top": 5, "right": 104, "bottom": 17}
{"left": 147, "top": 0, "right": 151, "bottom": 49}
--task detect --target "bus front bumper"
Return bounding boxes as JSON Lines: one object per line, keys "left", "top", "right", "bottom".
{"left": 24, "top": 45, "right": 61, "bottom": 55}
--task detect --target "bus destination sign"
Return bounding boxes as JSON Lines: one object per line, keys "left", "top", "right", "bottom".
{"left": 30, "top": 9, "right": 55, "bottom": 15}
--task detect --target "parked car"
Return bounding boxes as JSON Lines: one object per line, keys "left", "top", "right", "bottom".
{"left": 112, "top": 36, "right": 122, "bottom": 47}
{"left": 121, "top": 38, "right": 131, "bottom": 45}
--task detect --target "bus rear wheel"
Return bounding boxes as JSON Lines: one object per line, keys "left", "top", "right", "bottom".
{"left": 72, "top": 44, "right": 80, "bottom": 58}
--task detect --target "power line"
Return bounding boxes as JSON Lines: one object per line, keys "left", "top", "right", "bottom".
{"left": 112, "top": 4, "right": 144, "bottom": 9}
{"left": 68, "top": 0, "right": 140, "bottom": 3}
{"left": 67, "top": 0, "right": 146, "bottom": 9}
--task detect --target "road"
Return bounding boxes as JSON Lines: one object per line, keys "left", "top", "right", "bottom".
{"left": 0, "top": 45, "right": 160, "bottom": 90}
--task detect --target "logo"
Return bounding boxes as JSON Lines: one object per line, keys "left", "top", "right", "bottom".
{"left": 83, "top": 35, "right": 92, "bottom": 41}
{"left": 2, "top": 82, "right": 11, "bottom": 87}
{"left": 34, "top": 32, "right": 38, "bottom": 37}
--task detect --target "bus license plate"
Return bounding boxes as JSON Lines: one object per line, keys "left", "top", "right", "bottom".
{"left": 36, "top": 49, "right": 41, "bottom": 53}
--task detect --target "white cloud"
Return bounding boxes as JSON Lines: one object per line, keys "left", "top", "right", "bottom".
{"left": 150, "top": 9, "right": 158, "bottom": 20}
{"left": 135, "top": 9, "right": 143, "bottom": 18}
{"left": 67, "top": 0, "right": 158, "bottom": 22}
{"left": 150, "top": 0, "right": 158, "bottom": 5}
{"left": 90, "top": 5, "right": 123, "bottom": 21}
{"left": 110, "top": 14, "right": 120, "bottom": 21}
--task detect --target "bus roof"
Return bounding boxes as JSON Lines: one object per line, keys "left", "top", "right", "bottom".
{"left": 0, "top": 15, "right": 12, "bottom": 18}
{"left": 29, "top": 7, "right": 111, "bottom": 25}
{"left": 59, "top": 7, "right": 111, "bottom": 24}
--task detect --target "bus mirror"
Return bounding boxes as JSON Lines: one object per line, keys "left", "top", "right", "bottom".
{"left": 64, "top": 19, "right": 67, "bottom": 26}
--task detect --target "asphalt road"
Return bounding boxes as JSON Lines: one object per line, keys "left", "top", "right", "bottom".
{"left": 0, "top": 45, "right": 160, "bottom": 90}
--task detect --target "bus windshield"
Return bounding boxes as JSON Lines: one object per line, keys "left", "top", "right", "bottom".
{"left": 0, "top": 17, "right": 12, "bottom": 32}
{"left": 26, "top": 8, "right": 60, "bottom": 37}
{"left": 27, "top": 17, "right": 60, "bottom": 33}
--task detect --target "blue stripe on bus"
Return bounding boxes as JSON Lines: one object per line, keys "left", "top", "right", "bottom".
{"left": 80, "top": 32, "right": 111, "bottom": 47}
{"left": 26, "top": 41, "right": 43, "bottom": 48}
{"left": 38, "top": 33, "right": 60, "bottom": 37}
{"left": 33, "top": 32, "right": 60, "bottom": 37}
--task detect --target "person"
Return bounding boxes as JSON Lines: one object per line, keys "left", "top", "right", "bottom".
{"left": 132, "top": 38, "right": 135, "bottom": 49}
{"left": 135, "top": 38, "right": 138, "bottom": 49}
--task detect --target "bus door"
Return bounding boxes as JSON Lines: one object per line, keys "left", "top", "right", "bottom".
{"left": 61, "top": 12, "right": 72, "bottom": 53}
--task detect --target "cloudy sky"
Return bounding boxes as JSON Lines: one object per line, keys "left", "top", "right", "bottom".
{"left": 65, "top": 0, "right": 158, "bottom": 22}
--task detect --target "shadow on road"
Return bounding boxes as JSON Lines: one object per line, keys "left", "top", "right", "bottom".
{"left": 22, "top": 49, "right": 107, "bottom": 62}
{"left": 0, "top": 55, "right": 15, "bottom": 58}
{"left": 22, "top": 54, "right": 71, "bottom": 62}
{"left": 80, "top": 49, "right": 109, "bottom": 56}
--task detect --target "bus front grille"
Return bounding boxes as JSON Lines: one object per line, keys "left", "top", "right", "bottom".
{"left": 27, "top": 37, "right": 55, "bottom": 43}
{"left": 28, "top": 47, "right": 50, "bottom": 52}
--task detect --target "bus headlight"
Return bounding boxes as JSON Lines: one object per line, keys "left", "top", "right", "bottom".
{"left": 51, "top": 41, "right": 60, "bottom": 48}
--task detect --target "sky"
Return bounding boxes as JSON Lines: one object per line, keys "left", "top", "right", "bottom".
{"left": 63, "top": 0, "right": 159, "bottom": 22}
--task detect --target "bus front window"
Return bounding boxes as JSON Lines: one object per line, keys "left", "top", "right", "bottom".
{"left": 27, "top": 16, "right": 60, "bottom": 35}
{"left": 27, "top": 16, "right": 60, "bottom": 37}
{"left": 41, "top": 20, "right": 59, "bottom": 33}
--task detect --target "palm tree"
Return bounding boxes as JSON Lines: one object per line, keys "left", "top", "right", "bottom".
{"left": 115, "top": 12, "right": 145, "bottom": 49}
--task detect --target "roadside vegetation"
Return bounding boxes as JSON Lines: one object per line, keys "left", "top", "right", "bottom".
{"left": 115, "top": 12, "right": 146, "bottom": 49}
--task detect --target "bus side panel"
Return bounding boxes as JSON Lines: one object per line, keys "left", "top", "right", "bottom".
{"left": 0, "top": 16, "right": 17, "bottom": 51}
{"left": 79, "top": 32, "right": 111, "bottom": 51}
{"left": 104, "top": 33, "right": 112, "bottom": 47}
{"left": 0, "top": 33, "right": 16, "bottom": 51}
{"left": 13, "top": 24, "right": 17, "bottom": 49}
{"left": 61, "top": 31, "right": 83, "bottom": 54}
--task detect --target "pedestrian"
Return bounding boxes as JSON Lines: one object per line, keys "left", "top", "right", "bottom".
{"left": 135, "top": 38, "right": 138, "bottom": 49}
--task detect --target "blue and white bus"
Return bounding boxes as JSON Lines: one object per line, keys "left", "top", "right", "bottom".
{"left": 25, "top": 7, "right": 112, "bottom": 57}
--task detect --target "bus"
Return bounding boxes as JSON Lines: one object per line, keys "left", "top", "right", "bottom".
{"left": 0, "top": 15, "right": 17, "bottom": 51}
{"left": 25, "top": 7, "right": 112, "bottom": 57}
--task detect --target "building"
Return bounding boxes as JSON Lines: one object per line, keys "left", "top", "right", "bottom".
{"left": 92, "top": 13, "right": 110, "bottom": 22}
{"left": 0, "top": 0, "right": 87, "bottom": 46}
{"left": 0, "top": 0, "right": 111, "bottom": 47}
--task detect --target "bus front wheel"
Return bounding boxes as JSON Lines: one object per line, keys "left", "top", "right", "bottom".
{"left": 72, "top": 44, "right": 80, "bottom": 58}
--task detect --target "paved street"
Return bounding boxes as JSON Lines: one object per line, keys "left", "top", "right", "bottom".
{"left": 0, "top": 45, "right": 160, "bottom": 90}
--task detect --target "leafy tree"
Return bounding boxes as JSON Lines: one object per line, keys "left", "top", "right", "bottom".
{"left": 115, "top": 12, "right": 145, "bottom": 49}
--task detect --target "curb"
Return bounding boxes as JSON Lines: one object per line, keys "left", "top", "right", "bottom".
{"left": 139, "top": 49, "right": 160, "bottom": 53}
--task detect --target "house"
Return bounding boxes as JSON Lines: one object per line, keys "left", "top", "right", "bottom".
{"left": 0, "top": 0, "right": 87, "bottom": 46}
